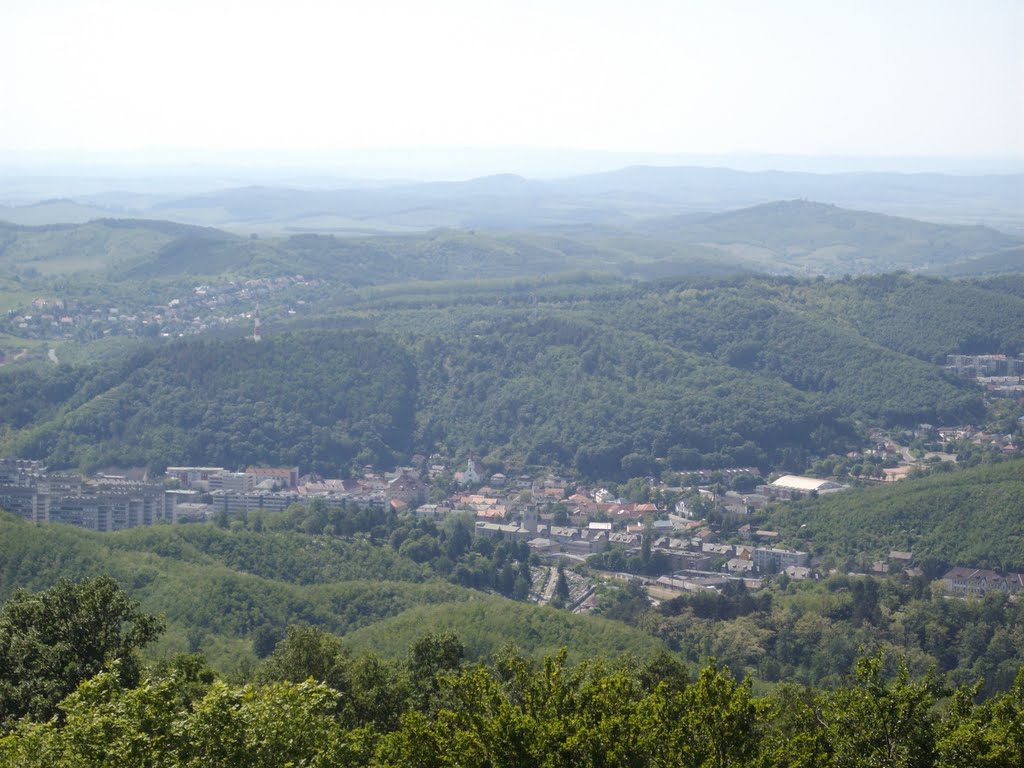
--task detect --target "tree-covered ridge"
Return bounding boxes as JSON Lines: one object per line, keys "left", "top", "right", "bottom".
{"left": 603, "top": 278, "right": 983, "bottom": 425}
{"left": 794, "top": 273, "right": 1024, "bottom": 363}
{"left": 0, "top": 330, "right": 417, "bottom": 473}
{"left": 1, "top": 579, "right": 1023, "bottom": 768}
{"left": 412, "top": 312, "right": 846, "bottom": 471}
{"left": 3, "top": 196, "right": 1022, "bottom": 289}
{"left": 0, "top": 272, "right": 1017, "bottom": 476}
{"left": 637, "top": 199, "right": 1021, "bottom": 274}
{"left": 769, "top": 459, "right": 1024, "bottom": 572}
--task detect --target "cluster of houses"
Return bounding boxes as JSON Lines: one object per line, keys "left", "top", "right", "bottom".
{"left": 413, "top": 461, "right": 815, "bottom": 586}
{"left": 0, "top": 276, "right": 315, "bottom": 343}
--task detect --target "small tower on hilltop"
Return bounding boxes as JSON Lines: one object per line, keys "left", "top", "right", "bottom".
{"left": 253, "top": 303, "right": 262, "bottom": 342}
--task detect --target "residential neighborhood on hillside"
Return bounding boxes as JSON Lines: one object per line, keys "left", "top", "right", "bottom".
{"left": 3, "top": 438, "right": 1018, "bottom": 606}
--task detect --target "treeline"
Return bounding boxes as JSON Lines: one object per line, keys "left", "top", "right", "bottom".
{"left": 2, "top": 578, "right": 1023, "bottom": 767}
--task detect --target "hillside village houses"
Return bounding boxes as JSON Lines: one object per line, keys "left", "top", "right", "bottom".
{"left": 942, "top": 567, "right": 1024, "bottom": 598}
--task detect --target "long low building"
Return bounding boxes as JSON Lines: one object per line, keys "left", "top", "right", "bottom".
{"left": 943, "top": 567, "right": 1024, "bottom": 597}
{"left": 757, "top": 475, "right": 846, "bottom": 500}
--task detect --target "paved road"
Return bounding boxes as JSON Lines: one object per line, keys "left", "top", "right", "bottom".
{"left": 540, "top": 565, "right": 558, "bottom": 604}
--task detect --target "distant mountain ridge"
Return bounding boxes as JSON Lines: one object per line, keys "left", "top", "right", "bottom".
{"left": 0, "top": 200, "right": 1020, "bottom": 282}
{"left": 2, "top": 164, "right": 1021, "bottom": 233}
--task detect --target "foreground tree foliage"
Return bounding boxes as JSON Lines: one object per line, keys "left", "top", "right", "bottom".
{"left": 2, "top": 641, "right": 1022, "bottom": 768}
{"left": 2, "top": 575, "right": 1024, "bottom": 766}
{"left": 0, "top": 579, "right": 1022, "bottom": 768}
{"left": 0, "top": 576, "right": 162, "bottom": 729}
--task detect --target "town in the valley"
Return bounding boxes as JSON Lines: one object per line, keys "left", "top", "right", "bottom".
{"left": 3, "top": 414, "right": 1020, "bottom": 610}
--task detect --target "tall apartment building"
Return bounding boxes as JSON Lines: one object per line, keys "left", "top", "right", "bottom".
{"left": 0, "top": 462, "right": 168, "bottom": 531}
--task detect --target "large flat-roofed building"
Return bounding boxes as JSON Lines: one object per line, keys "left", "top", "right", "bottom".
{"left": 0, "top": 458, "right": 47, "bottom": 486}
{"left": 41, "top": 482, "right": 166, "bottom": 531}
{"left": 0, "top": 463, "right": 169, "bottom": 531}
{"left": 757, "top": 475, "right": 846, "bottom": 500}
{"left": 244, "top": 466, "right": 300, "bottom": 489}
{"left": 209, "top": 471, "right": 257, "bottom": 494}
{"left": 474, "top": 521, "right": 531, "bottom": 542}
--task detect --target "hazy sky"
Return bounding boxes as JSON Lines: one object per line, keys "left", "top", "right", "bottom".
{"left": 3, "top": 0, "right": 1022, "bottom": 161}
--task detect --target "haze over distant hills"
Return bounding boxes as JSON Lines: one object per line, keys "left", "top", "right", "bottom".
{"left": 0, "top": 199, "right": 1019, "bottom": 282}
{"left": 2, "top": 162, "right": 1022, "bottom": 235}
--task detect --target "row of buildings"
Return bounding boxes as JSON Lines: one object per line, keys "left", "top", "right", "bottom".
{"left": 945, "top": 354, "right": 1024, "bottom": 378}
{"left": 942, "top": 567, "right": 1024, "bottom": 598}
{"left": 0, "top": 460, "right": 426, "bottom": 530}
{"left": 0, "top": 459, "right": 171, "bottom": 530}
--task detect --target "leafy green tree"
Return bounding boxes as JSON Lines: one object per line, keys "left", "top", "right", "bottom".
{"left": 673, "top": 660, "right": 762, "bottom": 767}
{"left": 180, "top": 679, "right": 352, "bottom": 768}
{"left": 818, "top": 653, "right": 940, "bottom": 768}
{"left": 256, "top": 624, "right": 351, "bottom": 701}
{"left": 937, "top": 670, "right": 1024, "bottom": 768}
{"left": 0, "top": 576, "right": 163, "bottom": 729}
{"left": 407, "top": 632, "right": 465, "bottom": 713}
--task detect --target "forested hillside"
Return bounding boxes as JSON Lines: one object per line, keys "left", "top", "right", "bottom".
{"left": 0, "top": 512, "right": 665, "bottom": 673}
{"left": 1, "top": 273, "right": 1008, "bottom": 475}
{"left": 0, "top": 330, "right": 417, "bottom": 473}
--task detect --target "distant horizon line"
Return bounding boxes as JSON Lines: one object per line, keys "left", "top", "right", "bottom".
{"left": 1, "top": 146, "right": 1023, "bottom": 180}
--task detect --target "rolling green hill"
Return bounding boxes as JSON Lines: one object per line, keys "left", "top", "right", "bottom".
{"left": 343, "top": 599, "right": 667, "bottom": 663}
{"left": 1, "top": 200, "right": 1019, "bottom": 293}
{"left": 638, "top": 200, "right": 1021, "bottom": 275}
{"left": 769, "top": 459, "right": 1024, "bottom": 571}
{"left": 0, "top": 514, "right": 666, "bottom": 670}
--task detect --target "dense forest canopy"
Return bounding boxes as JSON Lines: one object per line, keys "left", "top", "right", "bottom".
{"left": 1, "top": 272, "right": 1012, "bottom": 477}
